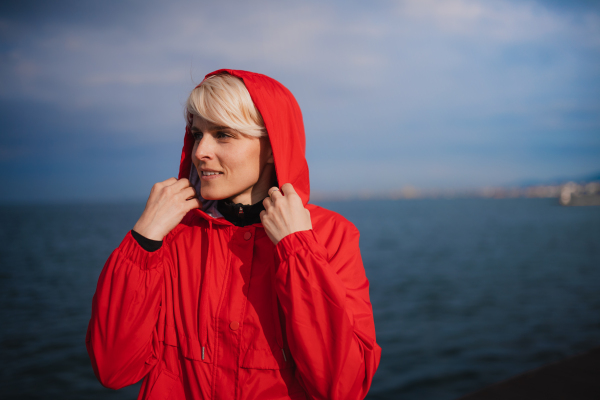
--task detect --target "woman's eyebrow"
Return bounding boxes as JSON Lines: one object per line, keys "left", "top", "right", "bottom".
{"left": 191, "top": 125, "right": 230, "bottom": 132}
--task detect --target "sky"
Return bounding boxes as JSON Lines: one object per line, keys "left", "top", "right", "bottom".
{"left": 0, "top": 0, "right": 599, "bottom": 202}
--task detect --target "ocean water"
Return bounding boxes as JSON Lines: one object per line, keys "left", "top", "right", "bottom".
{"left": 0, "top": 199, "right": 599, "bottom": 399}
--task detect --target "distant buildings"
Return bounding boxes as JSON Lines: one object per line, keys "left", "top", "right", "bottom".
{"left": 475, "top": 181, "right": 600, "bottom": 205}
{"left": 311, "top": 181, "right": 600, "bottom": 206}
{"left": 558, "top": 181, "right": 600, "bottom": 206}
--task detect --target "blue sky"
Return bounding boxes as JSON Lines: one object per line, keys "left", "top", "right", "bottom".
{"left": 1, "top": 0, "right": 599, "bottom": 201}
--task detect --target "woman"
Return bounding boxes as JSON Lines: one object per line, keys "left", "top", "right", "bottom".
{"left": 86, "top": 69, "right": 381, "bottom": 400}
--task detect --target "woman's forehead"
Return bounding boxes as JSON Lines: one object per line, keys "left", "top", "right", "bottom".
{"left": 192, "top": 115, "right": 228, "bottom": 131}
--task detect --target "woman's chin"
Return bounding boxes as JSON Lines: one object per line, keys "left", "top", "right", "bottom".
{"left": 200, "top": 188, "right": 227, "bottom": 201}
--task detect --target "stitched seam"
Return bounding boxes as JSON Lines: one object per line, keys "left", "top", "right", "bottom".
{"left": 210, "top": 227, "right": 233, "bottom": 400}
{"left": 235, "top": 227, "right": 255, "bottom": 399}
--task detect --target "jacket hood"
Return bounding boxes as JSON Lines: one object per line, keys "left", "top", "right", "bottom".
{"left": 178, "top": 69, "right": 310, "bottom": 212}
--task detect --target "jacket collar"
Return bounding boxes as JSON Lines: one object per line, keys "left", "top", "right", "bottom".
{"left": 217, "top": 199, "right": 265, "bottom": 227}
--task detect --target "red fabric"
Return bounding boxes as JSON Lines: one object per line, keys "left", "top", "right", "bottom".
{"left": 87, "top": 70, "right": 381, "bottom": 400}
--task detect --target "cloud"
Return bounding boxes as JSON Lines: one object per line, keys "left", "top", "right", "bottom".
{"left": 0, "top": 0, "right": 599, "bottom": 200}
{"left": 396, "top": 0, "right": 600, "bottom": 44}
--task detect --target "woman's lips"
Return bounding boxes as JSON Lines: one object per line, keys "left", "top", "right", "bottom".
{"left": 200, "top": 171, "right": 223, "bottom": 180}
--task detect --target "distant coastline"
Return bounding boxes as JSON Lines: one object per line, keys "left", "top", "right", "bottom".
{"left": 312, "top": 180, "right": 600, "bottom": 205}
{"left": 2, "top": 180, "right": 599, "bottom": 206}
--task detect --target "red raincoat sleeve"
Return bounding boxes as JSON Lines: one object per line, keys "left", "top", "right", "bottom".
{"left": 85, "top": 231, "right": 166, "bottom": 389}
{"left": 274, "top": 221, "right": 381, "bottom": 400}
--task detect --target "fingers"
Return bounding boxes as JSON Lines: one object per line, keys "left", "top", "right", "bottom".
{"left": 179, "top": 180, "right": 198, "bottom": 209}
{"left": 186, "top": 196, "right": 202, "bottom": 211}
{"left": 266, "top": 184, "right": 299, "bottom": 203}
{"left": 182, "top": 186, "right": 197, "bottom": 200}
{"left": 159, "top": 178, "right": 194, "bottom": 199}
{"left": 152, "top": 177, "right": 184, "bottom": 195}
{"left": 281, "top": 183, "right": 297, "bottom": 196}
{"left": 161, "top": 177, "right": 178, "bottom": 186}
{"left": 262, "top": 196, "right": 273, "bottom": 211}
{"left": 172, "top": 177, "right": 191, "bottom": 190}
{"left": 268, "top": 186, "right": 283, "bottom": 201}
{"left": 152, "top": 177, "right": 177, "bottom": 194}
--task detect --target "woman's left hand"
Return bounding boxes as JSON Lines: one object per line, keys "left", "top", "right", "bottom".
{"left": 261, "top": 183, "right": 312, "bottom": 245}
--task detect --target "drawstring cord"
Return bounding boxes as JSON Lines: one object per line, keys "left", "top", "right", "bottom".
{"left": 200, "top": 219, "right": 213, "bottom": 360}
{"left": 271, "top": 259, "right": 286, "bottom": 362}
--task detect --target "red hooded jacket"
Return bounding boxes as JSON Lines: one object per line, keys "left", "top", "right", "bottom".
{"left": 86, "top": 69, "right": 381, "bottom": 400}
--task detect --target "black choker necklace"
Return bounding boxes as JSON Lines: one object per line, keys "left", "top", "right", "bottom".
{"left": 217, "top": 199, "right": 265, "bottom": 227}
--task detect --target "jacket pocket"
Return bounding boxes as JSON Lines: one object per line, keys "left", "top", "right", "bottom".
{"left": 240, "top": 346, "right": 306, "bottom": 399}
{"left": 147, "top": 369, "right": 179, "bottom": 400}
{"left": 164, "top": 324, "right": 211, "bottom": 364}
{"left": 240, "top": 345, "right": 289, "bottom": 370}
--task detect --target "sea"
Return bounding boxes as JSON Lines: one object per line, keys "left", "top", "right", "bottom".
{"left": 0, "top": 198, "right": 599, "bottom": 399}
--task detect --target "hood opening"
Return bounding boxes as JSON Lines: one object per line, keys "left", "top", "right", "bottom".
{"left": 179, "top": 69, "right": 311, "bottom": 214}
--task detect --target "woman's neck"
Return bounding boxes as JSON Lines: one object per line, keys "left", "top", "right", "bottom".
{"left": 228, "top": 164, "right": 276, "bottom": 205}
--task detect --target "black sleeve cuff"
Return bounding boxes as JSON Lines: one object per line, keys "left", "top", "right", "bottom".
{"left": 131, "top": 230, "right": 163, "bottom": 252}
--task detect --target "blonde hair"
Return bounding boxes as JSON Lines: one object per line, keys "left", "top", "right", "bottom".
{"left": 185, "top": 74, "right": 266, "bottom": 137}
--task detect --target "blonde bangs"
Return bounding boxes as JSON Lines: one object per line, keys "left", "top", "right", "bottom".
{"left": 185, "top": 74, "right": 266, "bottom": 138}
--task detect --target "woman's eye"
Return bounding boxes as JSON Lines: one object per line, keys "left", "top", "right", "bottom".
{"left": 192, "top": 132, "right": 202, "bottom": 141}
{"left": 216, "top": 130, "right": 231, "bottom": 139}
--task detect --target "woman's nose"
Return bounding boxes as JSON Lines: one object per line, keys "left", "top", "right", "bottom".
{"left": 194, "top": 136, "right": 214, "bottom": 160}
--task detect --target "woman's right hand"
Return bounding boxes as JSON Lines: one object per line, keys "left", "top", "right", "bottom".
{"left": 132, "top": 177, "right": 201, "bottom": 241}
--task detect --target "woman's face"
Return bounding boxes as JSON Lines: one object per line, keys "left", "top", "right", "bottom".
{"left": 191, "top": 115, "right": 275, "bottom": 205}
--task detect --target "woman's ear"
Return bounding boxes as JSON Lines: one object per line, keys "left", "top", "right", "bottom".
{"left": 265, "top": 140, "right": 274, "bottom": 164}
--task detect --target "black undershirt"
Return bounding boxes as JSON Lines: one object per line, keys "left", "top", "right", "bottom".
{"left": 216, "top": 199, "right": 265, "bottom": 227}
{"left": 131, "top": 199, "right": 266, "bottom": 252}
{"left": 131, "top": 229, "right": 163, "bottom": 252}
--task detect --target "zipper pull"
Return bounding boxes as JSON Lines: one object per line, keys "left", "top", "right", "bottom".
{"left": 238, "top": 206, "right": 244, "bottom": 218}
